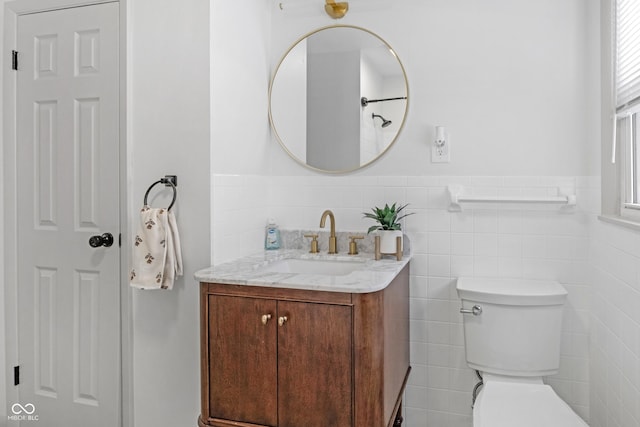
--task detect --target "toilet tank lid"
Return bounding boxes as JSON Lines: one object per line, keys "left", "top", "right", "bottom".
{"left": 456, "top": 277, "right": 567, "bottom": 306}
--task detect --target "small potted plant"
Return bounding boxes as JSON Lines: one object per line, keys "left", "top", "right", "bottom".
{"left": 363, "top": 203, "right": 413, "bottom": 253}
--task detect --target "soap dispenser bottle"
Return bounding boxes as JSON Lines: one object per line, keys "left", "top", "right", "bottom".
{"left": 265, "top": 218, "right": 282, "bottom": 250}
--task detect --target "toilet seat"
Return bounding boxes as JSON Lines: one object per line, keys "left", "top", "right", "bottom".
{"left": 473, "top": 379, "right": 588, "bottom": 427}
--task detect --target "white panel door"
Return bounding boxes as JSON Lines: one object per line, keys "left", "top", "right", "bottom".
{"left": 15, "top": 3, "right": 120, "bottom": 427}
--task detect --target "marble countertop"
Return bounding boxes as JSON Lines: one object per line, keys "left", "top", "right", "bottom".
{"left": 194, "top": 249, "right": 411, "bottom": 294}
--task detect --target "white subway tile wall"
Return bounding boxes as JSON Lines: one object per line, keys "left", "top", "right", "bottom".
{"left": 212, "top": 174, "right": 604, "bottom": 427}
{"left": 211, "top": 174, "right": 270, "bottom": 264}
{"left": 590, "top": 218, "right": 640, "bottom": 427}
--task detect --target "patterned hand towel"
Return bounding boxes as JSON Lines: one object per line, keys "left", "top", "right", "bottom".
{"left": 130, "top": 206, "right": 183, "bottom": 290}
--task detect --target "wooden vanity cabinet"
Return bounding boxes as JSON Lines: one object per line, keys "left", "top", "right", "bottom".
{"left": 199, "top": 264, "right": 410, "bottom": 427}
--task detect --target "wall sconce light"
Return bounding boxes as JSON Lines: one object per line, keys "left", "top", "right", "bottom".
{"left": 432, "top": 126, "right": 450, "bottom": 163}
{"left": 325, "top": 0, "right": 349, "bottom": 19}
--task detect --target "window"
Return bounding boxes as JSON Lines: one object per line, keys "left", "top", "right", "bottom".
{"left": 615, "top": 0, "right": 640, "bottom": 221}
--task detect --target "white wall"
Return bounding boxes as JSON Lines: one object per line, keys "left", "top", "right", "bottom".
{"left": 269, "top": 0, "right": 600, "bottom": 177}
{"left": 128, "top": 1, "right": 210, "bottom": 426}
{"left": 210, "top": 0, "right": 271, "bottom": 177}
{"left": 210, "top": 0, "right": 272, "bottom": 264}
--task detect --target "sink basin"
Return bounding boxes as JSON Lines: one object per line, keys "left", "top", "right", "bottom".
{"left": 259, "top": 258, "right": 366, "bottom": 276}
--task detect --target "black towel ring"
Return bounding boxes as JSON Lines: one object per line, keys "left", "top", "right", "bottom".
{"left": 144, "top": 177, "right": 177, "bottom": 211}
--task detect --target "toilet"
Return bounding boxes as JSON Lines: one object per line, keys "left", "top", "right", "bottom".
{"left": 456, "top": 277, "right": 588, "bottom": 427}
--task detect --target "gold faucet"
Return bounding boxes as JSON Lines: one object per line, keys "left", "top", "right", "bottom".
{"left": 319, "top": 210, "right": 337, "bottom": 254}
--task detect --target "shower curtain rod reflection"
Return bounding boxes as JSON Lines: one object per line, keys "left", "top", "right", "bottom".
{"left": 361, "top": 96, "right": 407, "bottom": 107}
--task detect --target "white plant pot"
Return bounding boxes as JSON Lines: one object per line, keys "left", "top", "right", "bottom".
{"left": 378, "top": 230, "right": 403, "bottom": 254}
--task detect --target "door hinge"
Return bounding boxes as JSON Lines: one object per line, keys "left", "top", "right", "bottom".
{"left": 119, "top": 233, "right": 121, "bottom": 247}
{"left": 11, "top": 50, "right": 18, "bottom": 70}
{"left": 14, "top": 366, "right": 20, "bottom": 386}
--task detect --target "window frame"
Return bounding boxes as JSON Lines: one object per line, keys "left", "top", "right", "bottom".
{"left": 619, "top": 111, "right": 640, "bottom": 221}
{"left": 614, "top": 0, "right": 640, "bottom": 223}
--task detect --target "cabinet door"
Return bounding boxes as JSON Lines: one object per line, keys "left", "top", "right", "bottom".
{"left": 208, "top": 295, "right": 277, "bottom": 426}
{"left": 277, "top": 301, "right": 353, "bottom": 427}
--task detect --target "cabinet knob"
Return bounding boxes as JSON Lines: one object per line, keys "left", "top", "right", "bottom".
{"left": 278, "top": 316, "right": 288, "bottom": 326}
{"left": 261, "top": 314, "right": 272, "bottom": 325}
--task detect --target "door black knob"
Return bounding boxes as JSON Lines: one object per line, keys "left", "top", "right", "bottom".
{"left": 89, "top": 232, "right": 114, "bottom": 248}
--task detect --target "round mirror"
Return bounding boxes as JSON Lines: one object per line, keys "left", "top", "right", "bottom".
{"left": 269, "top": 25, "right": 409, "bottom": 173}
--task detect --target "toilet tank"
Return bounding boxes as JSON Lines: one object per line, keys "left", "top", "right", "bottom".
{"left": 456, "top": 277, "right": 568, "bottom": 377}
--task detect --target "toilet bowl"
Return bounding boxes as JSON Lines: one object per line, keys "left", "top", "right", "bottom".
{"left": 456, "top": 277, "right": 588, "bottom": 427}
{"left": 473, "top": 374, "right": 588, "bottom": 427}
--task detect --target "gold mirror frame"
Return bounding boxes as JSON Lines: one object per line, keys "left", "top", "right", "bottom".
{"left": 268, "top": 25, "right": 410, "bottom": 174}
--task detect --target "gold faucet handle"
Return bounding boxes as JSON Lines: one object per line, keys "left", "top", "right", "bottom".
{"left": 348, "top": 235, "right": 364, "bottom": 255}
{"left": 304, "top": 234, "right": 319, "bottom": 254}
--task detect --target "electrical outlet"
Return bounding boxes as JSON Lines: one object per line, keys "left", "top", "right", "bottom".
{"left": 432, "top": 139, "right": 450, "bottom": 163}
